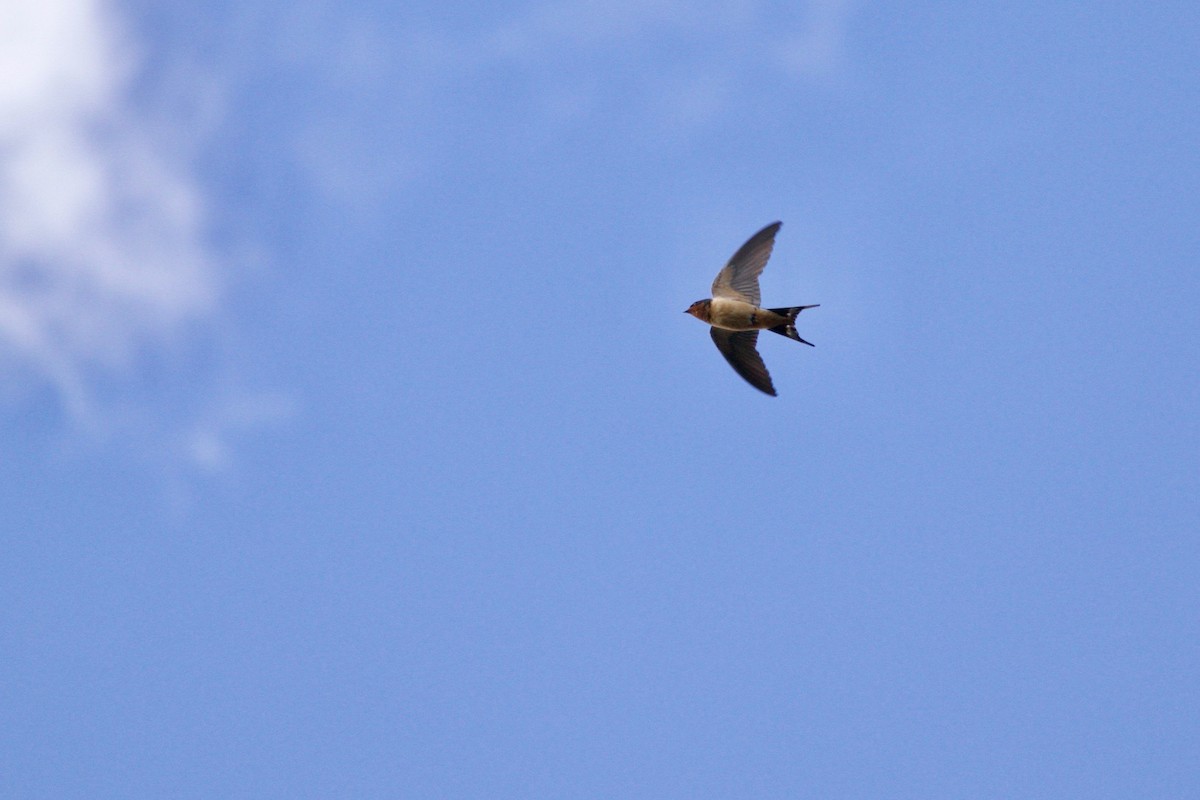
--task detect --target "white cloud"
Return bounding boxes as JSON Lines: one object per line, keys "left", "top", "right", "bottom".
{"left": 0, "top": 0, "right": 218, "bottom": 422}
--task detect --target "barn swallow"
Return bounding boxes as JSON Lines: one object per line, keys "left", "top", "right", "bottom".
{"left": 684, "top": 221, "right": 818, "bottom": 396}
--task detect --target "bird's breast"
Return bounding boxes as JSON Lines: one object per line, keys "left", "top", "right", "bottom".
{"left": 708, "top": 298, "right": 768, "bottom": 331}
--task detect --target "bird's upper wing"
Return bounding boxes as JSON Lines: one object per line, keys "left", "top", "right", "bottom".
{"left": 710, "top": 221, "right": 782, "bottom": 307}
{"left": 710, "top": 328, "right": 776, "bottom": 396}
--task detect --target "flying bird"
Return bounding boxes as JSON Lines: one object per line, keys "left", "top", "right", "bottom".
{"left": 684, "top": 221, "right": 818, "bottom": 396}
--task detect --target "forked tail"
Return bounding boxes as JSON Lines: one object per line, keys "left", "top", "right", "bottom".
{"left": 767, "top": 304, "right": 819, "bottom": 346}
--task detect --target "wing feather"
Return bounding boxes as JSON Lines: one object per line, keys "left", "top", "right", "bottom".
{"left": 710, "top": 221, "right": 781, "bottom": 307}
{"left": 710, "top": 328, "right": 776, "bottom": 396}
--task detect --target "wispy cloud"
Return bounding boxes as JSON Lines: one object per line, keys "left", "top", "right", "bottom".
{"left": 773, "top": 0, "right": 855, "bottom": 78}
{"left": 474, "top": 0, "right": 847, "bottom": 66}
{"left": 0, "top": 0, "right": 217, "bottom": 423}
{"left": 180, "top": 392, "right": 296, "bottom": 475}
{"left": 233, "top": 0, "right": 857, "bottom": 204}
{"left": 447, "top": 0, "right": 856, "bottom": 125}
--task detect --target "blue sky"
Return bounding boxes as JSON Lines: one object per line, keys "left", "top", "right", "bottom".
{"left": 3, "top": 1, "right": 1198, "bottom": 797}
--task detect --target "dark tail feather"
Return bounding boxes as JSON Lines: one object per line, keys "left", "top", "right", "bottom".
{"left": 767, "top": 304, "right": 818, "bottom": 346}
{"left": 768, "top": 304, "right": 820, "bottom": 319}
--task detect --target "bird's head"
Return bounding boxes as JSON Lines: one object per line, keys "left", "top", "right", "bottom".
{"left": 684, "top": 299, "right": 711, "bottom": 322}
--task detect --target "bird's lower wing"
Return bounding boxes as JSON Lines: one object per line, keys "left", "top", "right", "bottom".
{"left": 710, "top": 328, "right": 777, "bottom": 396}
